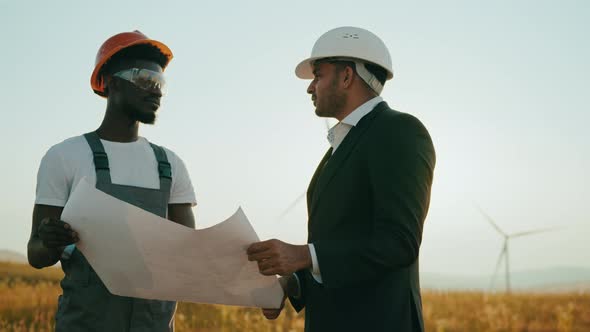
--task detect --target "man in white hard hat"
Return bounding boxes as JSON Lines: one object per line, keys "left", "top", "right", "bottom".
{"left": 248, "top": 27, "right": 435, "bottom": 331}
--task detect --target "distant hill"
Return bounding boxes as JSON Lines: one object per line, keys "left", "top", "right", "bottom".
{"left": 2, "top": 248, "right": 588, "bottom": 293}
{"left": 0, "top": 261, "right": 63, "bottom": 283}
{"left": 536, "top": 281, "right": 590, "bottom": 293}
{"left": 422, "top": 267, "right": 590, "bottom": 293}
{"left": 0, "top": 249, "right": 27, "bottom": 263}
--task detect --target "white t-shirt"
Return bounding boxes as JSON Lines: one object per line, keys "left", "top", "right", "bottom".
{"left": 35, "top": 135, "right": 197, "bottom": 208}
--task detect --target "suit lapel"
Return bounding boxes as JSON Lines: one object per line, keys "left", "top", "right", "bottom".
{"left": 309, "top": 102, "right": 387, "bottom": 217}
{"left": 307, "top": 148, "right": 332, "bottom": 216}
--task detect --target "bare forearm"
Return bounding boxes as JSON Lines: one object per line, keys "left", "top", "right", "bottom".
{"left": 168, "top": 204, "right": 195, "bottom": 228}
{"left": 29, "top": 205, "right": 69, "bottom": 269}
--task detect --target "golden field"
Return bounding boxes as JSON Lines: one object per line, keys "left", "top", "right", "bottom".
{"left": 1, "top": 262, "right": 589, "bottom": 332}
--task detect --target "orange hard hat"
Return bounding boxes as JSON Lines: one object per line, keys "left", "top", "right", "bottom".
{"left": 90, "top": 30, "right": 173, "bottom": 97}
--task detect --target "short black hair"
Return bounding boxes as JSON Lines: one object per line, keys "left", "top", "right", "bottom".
{"left": 99, "top": 44, "right": 168, "bottom": 78}
{"left": 364, "top": 62, "right": 388, "bottom": 86}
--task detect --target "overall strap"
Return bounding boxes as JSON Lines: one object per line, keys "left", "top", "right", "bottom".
{"left": 149, "top": 143, "right": 172, "bottom": 194}
{"left": 84, "top": 132, "right": 112, "bottom": 184}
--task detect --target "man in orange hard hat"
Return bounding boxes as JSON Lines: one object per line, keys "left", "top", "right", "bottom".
{"left": 248, "top": 27, "right": 435, "bottom": 331}
{"left": 27, "top": 30, "right": 196, "bottom": 331}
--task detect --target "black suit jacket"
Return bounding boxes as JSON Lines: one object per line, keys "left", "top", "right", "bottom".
{"left": 290, "top": 102, "right": 436, "bottom": 332}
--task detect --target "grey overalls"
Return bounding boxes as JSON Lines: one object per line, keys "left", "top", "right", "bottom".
{"left": 55, "top": 132, "right": 176, "bottom": 332}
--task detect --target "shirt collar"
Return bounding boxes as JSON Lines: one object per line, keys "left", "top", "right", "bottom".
{"left": 341, "top": 96, "right": 383, "bottom": 127}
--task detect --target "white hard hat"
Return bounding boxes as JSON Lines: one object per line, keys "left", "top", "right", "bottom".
{"left": 295, "top": 27, "right": 393, "bottom": 94}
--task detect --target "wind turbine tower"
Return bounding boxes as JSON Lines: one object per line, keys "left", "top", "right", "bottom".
{"left": 477, "top": 207, "right": 559, "bottom": 293}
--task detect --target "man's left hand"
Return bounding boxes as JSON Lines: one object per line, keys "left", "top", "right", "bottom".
{"left": 261, "top": 295, "right": 286, "bottom": 320}
{"left": 247, "top": 239, "right": 311, "bottom": 276}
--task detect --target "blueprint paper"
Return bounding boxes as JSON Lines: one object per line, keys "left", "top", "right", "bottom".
{"left": 61, "top": 178, "right": 283, "bottom": 308}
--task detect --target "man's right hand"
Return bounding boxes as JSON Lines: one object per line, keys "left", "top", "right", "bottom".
{"left": 37, "top": 217, "right": 79, "bottom": 248}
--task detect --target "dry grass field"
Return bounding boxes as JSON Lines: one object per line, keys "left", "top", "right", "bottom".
{"left": 1, "top": 262, "right": 589, "bottom": 331}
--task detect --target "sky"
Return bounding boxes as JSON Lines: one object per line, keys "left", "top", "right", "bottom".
{"left": 0, "top": 0, "right": 588, "bottom": 277}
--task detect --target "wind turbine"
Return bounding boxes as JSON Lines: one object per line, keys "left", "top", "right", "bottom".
{"left": 277, "top": 192, "right": 305, "bottom": 221}
{"left": 277, "top": 118, "right": 333, "bottom": 220}
{"left": 477, "top": 206, "right": 561, "bottom": 293}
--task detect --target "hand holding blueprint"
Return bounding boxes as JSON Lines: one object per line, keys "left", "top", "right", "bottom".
{"left": 60, "top": 178, "right": 284, "bottom": 308}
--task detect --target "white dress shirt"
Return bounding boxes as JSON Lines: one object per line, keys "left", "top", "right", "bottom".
{"left": 308, "top": 96, "right": 383, "bottom": 283}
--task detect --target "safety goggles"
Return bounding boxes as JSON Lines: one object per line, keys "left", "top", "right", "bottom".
{"left": 112, "top": 68, "right": 167, "bottom": 95}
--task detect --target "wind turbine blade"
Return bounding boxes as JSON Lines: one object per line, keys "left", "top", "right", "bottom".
{"left": 490, "top": 243, "right": 507, "bottom": 290}
{"left": 276, "top": 192, "right": 306, "bottom": 220}
{"left": 510, "top": 226, "right": 563, "bottom": 238}
{"left": 476, "top": 205, "right": 507, "bottom": 237}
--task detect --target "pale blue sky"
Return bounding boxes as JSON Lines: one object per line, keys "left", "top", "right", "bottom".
{"left": 1, "top": 1, "right": 588, "bottom": 276}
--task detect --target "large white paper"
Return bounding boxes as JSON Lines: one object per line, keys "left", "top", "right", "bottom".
{"left": 61, "top": 178, "right": 283, "bottom": 308}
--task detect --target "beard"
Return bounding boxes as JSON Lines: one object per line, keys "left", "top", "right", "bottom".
{"left": 314, "top": 77, "right": 346, "bottom": 118}
{"left": 124, "top": 102, "right": 157, "bottom": 125}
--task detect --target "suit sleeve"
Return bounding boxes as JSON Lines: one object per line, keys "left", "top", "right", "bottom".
{"left": 288, "top": 270, "right": 307, "bottom": 312}
{"left": 313, "top": 114, "right": 436, "bottom": 288}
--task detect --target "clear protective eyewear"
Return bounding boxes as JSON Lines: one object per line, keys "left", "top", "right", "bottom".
{"left": 112, "top": 68, "right": 167, "bottom": 95}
